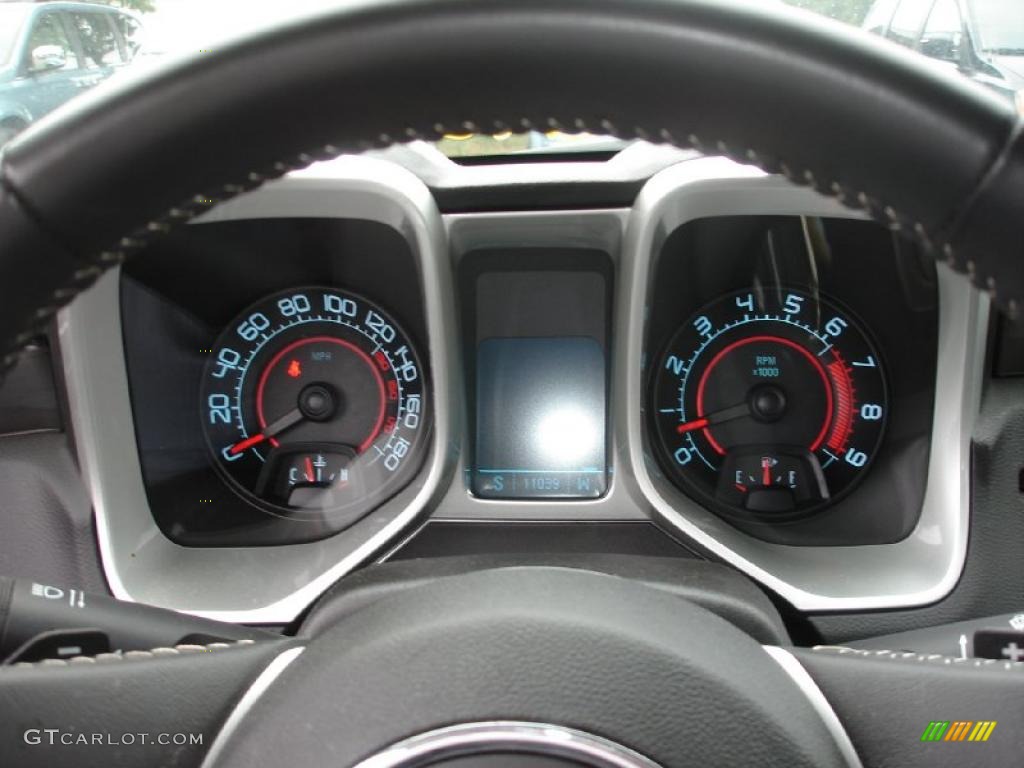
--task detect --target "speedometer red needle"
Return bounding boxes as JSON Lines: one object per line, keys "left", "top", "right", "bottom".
{"left": 762, "top": 457, "right": 772, "bottom": 486}
{"left": 228, "top": 433, "right": 266, "bottom": 455}
{"left": 228, "top": 407, "right": 305, "bottom": 456}
{"left": 305, "top": 457, "right": 315, "bottom": 482}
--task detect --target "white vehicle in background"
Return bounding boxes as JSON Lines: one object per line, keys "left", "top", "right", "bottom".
{"left": 863, "top": 0, "right": 1024, "bottom": 112}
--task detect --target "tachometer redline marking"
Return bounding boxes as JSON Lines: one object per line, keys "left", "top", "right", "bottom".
{"left": 826, "top": 352, "right": 855, "bottom": 454}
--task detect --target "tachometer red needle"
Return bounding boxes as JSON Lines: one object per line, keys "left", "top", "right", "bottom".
{"left": 762, "top": 457, "right": 772, "bottom": 486}
{"left": 676, "top": 417, "right": 709, "bottom": 434}
{"left": 305, "top": 457, "right": 315, "bottom": 482}
{"left": 675, "top": 402, "right": 752, "bottom": 434}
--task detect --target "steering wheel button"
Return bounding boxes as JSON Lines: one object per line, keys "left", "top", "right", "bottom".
{"left": 973, "top": 629, "right": 1024, "bottom": 662}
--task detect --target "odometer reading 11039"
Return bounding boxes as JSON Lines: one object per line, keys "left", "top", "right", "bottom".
{"left": 200, "top": 286, "right": 428, "bottom": 527}
{"left": 650, "top": 289, "right": 887, "bottom": 519}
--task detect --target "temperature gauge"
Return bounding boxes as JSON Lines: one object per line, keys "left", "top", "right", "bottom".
{"left": 257, "top": 447, "right": 360, "bottom": 510}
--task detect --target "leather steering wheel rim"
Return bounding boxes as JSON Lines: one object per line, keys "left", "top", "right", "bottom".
{"left": 0, "top": 0, "right": 1022, "bottom": 379}
{"left": 1, "top": 0, "right": 1023, "bottom": 766}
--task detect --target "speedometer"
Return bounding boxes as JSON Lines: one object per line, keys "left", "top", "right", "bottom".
{"left": 650, "top": 288, "right": 886, "bottom": 519}
{"left": 200, "top": 286, "right": 428, "bottom": 527}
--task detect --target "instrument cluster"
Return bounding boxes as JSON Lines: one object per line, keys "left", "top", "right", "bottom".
{"left": 650, "top": 287, "right": 888, "bottom": 521}
{"left": 63, "top": 154, "right": 971, "bottom": 620}
{"left": 645, "top": 215, "right": 938, "bottom": 545}
{"left": 119, "top": 192, "right": 938, "bottom": 551}
{"left": 121, "top": 217, "right": 430, "bottom": 546}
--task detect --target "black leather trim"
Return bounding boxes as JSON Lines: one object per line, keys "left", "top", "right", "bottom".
{"left": 944, "top": 124, "right": 1024, "bottom": 300}
{"left": 215, "top": 568, "right": 849, "bottom": 768}
{"left": 793, "top": 647, "right": 1024, "bottom": 768}
{"left": 0, "top": 0, "right": 1020, "bottom": 372}
{"left": 431, "top": 178, "right": 646, "bottom": 213}
{"left": 0, "top": 639, "right": 292, "bottom": 768}
{"left": 0, "top": 433, "right": 105, "bottom": 593}
{"left": 299, "top": 557, "right": 790, "bottom": 645}
{"left": 0, "top": 343, "right": 62, "bottom": 436}
{"left": 0, "top": 181, "right": 80, "bottom": 360}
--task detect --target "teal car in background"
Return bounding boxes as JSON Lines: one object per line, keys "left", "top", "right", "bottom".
{"left": 0, "top": 1, "right": 143, "bottom": 145}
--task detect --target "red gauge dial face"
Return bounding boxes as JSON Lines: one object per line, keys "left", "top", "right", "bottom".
{"left": 200, "top": 286, "right": 428, "bottom": 525}
{"left": 650, "top": 289, "right": 887, "bottom": 519}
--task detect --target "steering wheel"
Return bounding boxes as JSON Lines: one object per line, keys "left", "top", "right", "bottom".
{"left": 2, "top": 1, "right": 1022, "bottom": 766}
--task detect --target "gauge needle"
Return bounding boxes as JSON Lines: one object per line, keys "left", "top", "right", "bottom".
{"left": 228, "top": 407, "right": 305, "bottom": 456}
{"left": 676, "top": 402, "right": 751, "bottom": 434}
{"left": 762, "top": 457, "right": 772, "bottom": 486}
{"left": 305, "top": 457, "right": 315, "bottom": 483}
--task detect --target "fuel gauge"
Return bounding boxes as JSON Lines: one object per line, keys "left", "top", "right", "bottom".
{"left": 715, "top": 448, "right": 829, "bottom": 515}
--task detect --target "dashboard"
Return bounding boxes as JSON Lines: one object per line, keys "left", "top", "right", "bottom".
{"left": 56, "top": 146, "right": 986, "bottom": 624}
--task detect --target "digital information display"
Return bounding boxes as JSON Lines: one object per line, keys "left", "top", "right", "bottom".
{"left": 472, "top": 268, "right": 608, "bottom": 499}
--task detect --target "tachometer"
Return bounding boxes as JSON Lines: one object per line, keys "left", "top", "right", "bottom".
{"left": 650, "top": 289, "right": 886, "bottom": 519}
{"left": 200, "top": 286, "right": 428, "bottom": 526}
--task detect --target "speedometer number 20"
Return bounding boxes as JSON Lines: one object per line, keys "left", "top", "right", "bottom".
{"left": 200, "top": 286, "right": 429, "bottom": 526}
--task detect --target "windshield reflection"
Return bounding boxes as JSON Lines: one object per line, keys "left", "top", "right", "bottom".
{"left": 973, "top": 0, "right": 1024, "bottom": 52}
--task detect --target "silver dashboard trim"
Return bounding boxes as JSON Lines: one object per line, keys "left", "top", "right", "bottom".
{"left": 433, "top": 208, "right": 641, "bottom": 522}
{"left": 619, "top": 157, "right": 986, "bottom": 611}
{"left": 763, "top": 646, "right": 864, "bottom": 768}
{"left": 60, "top": 150, "right": 984, "bottom": 619}
{"left": 349, "top": 721, "right": 662, "bottom": 768}
{"left": 59, "top": 156, "right": 457, "bottom": 623}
